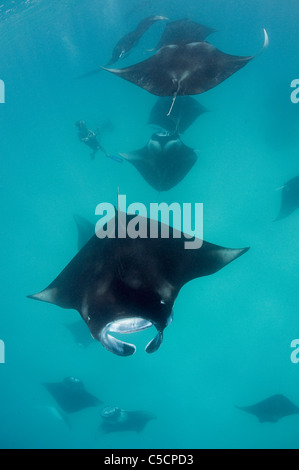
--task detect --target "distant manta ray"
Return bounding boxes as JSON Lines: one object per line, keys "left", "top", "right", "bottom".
{"left": 43, "top": 377, "right": 102, "bottom": 414}
{"left": 76, "top": 15, "right": 168, "bottom": 79}
{"left": 64, "top": 320, "right": 94, "bottom": 348}
{"left": 103, "top": 29, "right": 269, "bottom": 115}
{"left": 28, "top": 212, "right": 249, "bottom": 356}
{"left": 275, "top": 175, "right": 299, "bottom": 221}
{"left": 105, "top": 15, "right": 168, "bottom": 66}
{"left": 148, "top": 96, "right": 207, "bottom": 134}
{"left": 153, "top": 18, "right": 217, "bottom": 49}
{"left": 99, "top": 406, "right": 156, "bottom": 434}
{"left": 236, "top": 394, "right": 299, "bottom": 423}
{"left": 34, "top": 405, "right": 71, "bottom": 429}
{"left": 119, "top": 131, "right": 198, "bottom": 191}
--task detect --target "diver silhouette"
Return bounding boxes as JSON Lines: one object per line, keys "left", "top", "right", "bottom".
{"left": 75, "top": 121, "right": 122, "bottom": 162}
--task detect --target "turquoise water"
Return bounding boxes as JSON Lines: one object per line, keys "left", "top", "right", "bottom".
{"left": 0, "top": 0, "right": 298, "bottom": 449}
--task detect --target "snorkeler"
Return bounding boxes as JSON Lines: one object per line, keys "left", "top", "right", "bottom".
{"left": 75, "top": 121, "right": 122, "bottom": 162}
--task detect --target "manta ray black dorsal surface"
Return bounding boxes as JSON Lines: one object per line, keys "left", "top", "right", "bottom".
{"left": 28, "top": 212, "right": 249, "bottom": 357}
{"left": 148, "top": 96, "right": 207, "bottom": 134}
{"left": 103, "top": 30, "right": 268, "bottom": 114}
{"left": 154, "top": 18, "right": 217, "bottom": 49}
{"left": 43, "top": 377, "right": 102, "bottom": 413}
{"left": 236, "top": 394, "right": 299, "bottom": 423}
{"left": 275, "top": 175, "right": 299, "bottom": 221}
{"left": 119, "top": 132, "right": 198, "bottom": 191}
{"left": 105, "top": 15, "right": 168, "bottom": 66}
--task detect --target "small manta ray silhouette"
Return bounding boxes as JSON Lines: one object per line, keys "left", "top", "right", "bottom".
{"left": 275, "top": 175, "right": 299, "bottom": 221}
{"left": 119, "top": 131, "right": 198, "bottom": 191}
{"left": 153, "top": 18, "right": 217, "bottom": 50}
{"left": 43, "top": 377, "right": 102, "bottom": 414}
{"left": 105, "top": 15, "right": 168, "bottom": 66}
{"left": 100, "top": 406, "right": 156, "bottom": 434}
{"left": 236, "top": 394, "right": 299, "bottom": 423}
{"left": 148, "top": 96, "right": 207, "bottom": 134}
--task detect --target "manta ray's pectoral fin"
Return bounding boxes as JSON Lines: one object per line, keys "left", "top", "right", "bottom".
{"left": 249, "top": 28, "right": 269, "bottom": 60}
{"left": 178, "top": 245, "right": 250, "bottom": 287}
{"left": 27, "top": 278, "right": 76, "bottom": 310}
{"left": 27, "top": 288, "right": 60, "bottom": 306}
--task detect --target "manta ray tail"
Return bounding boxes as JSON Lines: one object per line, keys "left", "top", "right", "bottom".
{"left": 167, "top": 92, "right": 178, "bottom": 117}
{"left": 167, "top": 80, "right": 181, "bottom": 116}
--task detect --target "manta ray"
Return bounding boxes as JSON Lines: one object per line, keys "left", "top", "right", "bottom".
{"left": 154, "top": 18, "right": 217, "bottom": 49}
{"left": 148, "top": 96, "right": 207, "bottom": 134}
{"left": 106, "top": 15, "right": 168, "bottom": 66}
{"left": 103, "top": 29, "right": 268, "bottom": 115}
{"left": 236, "top": 394, "right": 299, "bottom": 423}
{"left": 119, "top": 131, "right": 198, "bottom": 191}
{"left": 100, "top": 406, "right": 156, "bottom": 434}
{"left": 76, "top": 15, "right": 168, "bottom": 79}
{"left": 28, "top": 211, "right": 249, "bottom": 356}
{"left": 275, "top": 175, "right": 299, "bottom": 221}
{"left": 43, "top": 376, "right": 102, "bottom": 414}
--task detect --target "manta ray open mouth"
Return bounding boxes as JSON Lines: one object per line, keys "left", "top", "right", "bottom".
{"left": 99, "top": 317, "right": 164, "bottom": 357}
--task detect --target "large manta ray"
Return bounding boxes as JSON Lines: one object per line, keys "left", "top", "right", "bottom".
{"left": 103, "top": 29, "right": 268, "bottom": 115}
{"left": 100, "top": 406, "right": 156, "bottom": 434}
{"left": 43, "top": 377, "right": 102, "bottom": 413}
{"left": 105, "top": 15, "right": 168, "bottom": 66}
{"left": 236, "top": 394, "right": 299, "bottom": 423}
{"left": 28, "top": 212, "right": 249, "bottom": 357}
{"left": 275, "top": 175, "right": 299, "bottom": 221}
{"left": 154, "top": 18, "right": 216, "bottom": 49}
{"left": 148, "top": 96, "right": 207, "bottom": 134}
{"left": 119, "top": 132, "right": 198, "bottom": 191}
